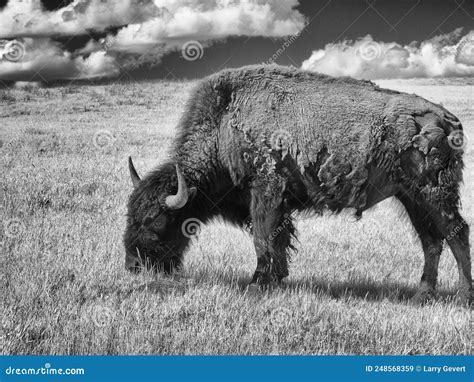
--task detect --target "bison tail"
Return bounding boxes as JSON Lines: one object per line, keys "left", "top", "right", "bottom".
{"left": 402, "top": 114, "right": 465, "bottom": 213}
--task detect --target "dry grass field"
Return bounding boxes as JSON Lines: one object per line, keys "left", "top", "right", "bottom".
{"left": 0, "top": 76, "right": 472, "bottom": 355}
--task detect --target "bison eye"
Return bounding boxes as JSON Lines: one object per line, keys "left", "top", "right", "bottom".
{"left": 143, "top": 214, "right": 167, "bottom": 233}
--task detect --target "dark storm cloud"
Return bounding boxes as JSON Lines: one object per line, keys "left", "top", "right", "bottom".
{"left": 0, "top": 0, "right": 473, "bottom": 82}
{"left": 0, "top": 0, "right": 305, "bottom": 81}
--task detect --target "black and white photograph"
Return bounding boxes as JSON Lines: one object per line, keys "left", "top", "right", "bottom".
{"left": 1, "top": 0, "right": 472, "bottom": 362}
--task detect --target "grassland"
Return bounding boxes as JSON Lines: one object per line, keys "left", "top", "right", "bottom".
{"left": 0, "top": 77, "right": 472, "bottom": 355}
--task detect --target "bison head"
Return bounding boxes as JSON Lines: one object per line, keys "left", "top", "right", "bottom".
{"left": 123, "top": 157, "right": 197, "bottom": 274}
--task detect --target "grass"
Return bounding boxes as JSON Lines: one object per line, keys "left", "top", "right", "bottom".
{"left": 0, "top": 78, "right": 472, "bottom": 355}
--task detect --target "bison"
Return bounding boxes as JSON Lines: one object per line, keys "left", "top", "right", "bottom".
{"left": 124, "top": 65, "right": 471, "bottom": 303}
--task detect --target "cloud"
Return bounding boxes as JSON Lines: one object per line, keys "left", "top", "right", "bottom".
{"left": 301, "top": 28, "right": 474, "bottom": 79}
{"left": 0, "top": 38, "right": 119, "bottom": 81}
{"left": 0, "top": 0, "right": 305, "bottom": 82}
{"left": 0, "top": 0, "right": 157, "bottom": 38}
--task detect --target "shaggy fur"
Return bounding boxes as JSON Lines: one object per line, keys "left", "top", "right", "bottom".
{"left": 124, "top": 65, "right": 471, "bottom": 302}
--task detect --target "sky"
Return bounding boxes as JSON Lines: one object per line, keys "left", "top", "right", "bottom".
{"left": 0, "top": 0, "right": 473, "bottom": 83}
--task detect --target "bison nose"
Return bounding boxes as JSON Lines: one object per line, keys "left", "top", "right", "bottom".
{"left": 125, "top": 254, "right": 141, "bottom": 273}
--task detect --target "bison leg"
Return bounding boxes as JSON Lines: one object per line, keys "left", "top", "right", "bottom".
{"left": 397, "top": 193, "right": 443, "bottom": 301}
{"left": 432, "top": 210, "right": 472, "bottom": 304}
{"left": 249, "top": 178, "right": 292, "bottom": 287}
{"left": 399, "top": 193, "right": 472, "bottom": 304}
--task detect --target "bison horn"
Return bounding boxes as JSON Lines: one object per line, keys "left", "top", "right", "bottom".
{"left": 128, "top": 157, "right": 141, "bottom": 188}
{"left": 165, "top": 165, "right": 190, "bottom": 209}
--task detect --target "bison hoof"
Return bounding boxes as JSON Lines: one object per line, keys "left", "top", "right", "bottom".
{"left": 453, "top": 289, "right": 473, "bottom": 307}
{"left": 411, "top": 288, "right": 437, "bottom": 304}
{"left": 246, "top": 284, "right": 261, "bottom": 294}
{"left": 246, "top": 282, "right": 281, "bottom": 293}
{"left": 247, "top": 276, "right": 283, "bottom": 293}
